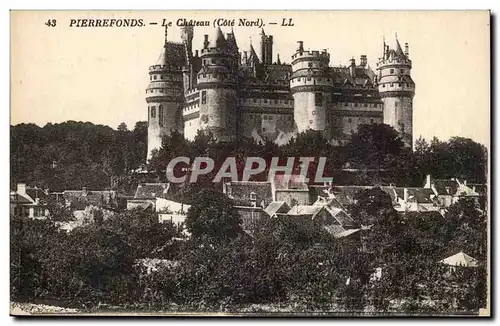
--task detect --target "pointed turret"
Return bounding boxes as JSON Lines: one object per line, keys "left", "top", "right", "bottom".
{"left": 395, "top": 36, "right": 405, "bottom": 57}
{"left": 277, "top": 53, "right": 281, "bottom": 65}
{"left": 213, "top": 26, "right": 226, "bottom": 48}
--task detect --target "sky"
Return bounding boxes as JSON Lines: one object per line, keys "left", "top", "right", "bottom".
{"left": 10, "top": 10, "right": 490, "bottom": 146}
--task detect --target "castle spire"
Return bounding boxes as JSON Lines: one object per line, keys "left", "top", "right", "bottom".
{"left": 277, "top": 53, "right": 281, "bottom": 65}
{"left": 395, "top": 33, "right": 405, "bottom": 57}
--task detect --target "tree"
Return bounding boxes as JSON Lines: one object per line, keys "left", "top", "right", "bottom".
{"left": 346, "top": 123, "right": 404, "bottom": 170}
{"left": 185, "top": 189, "right": 243, "bottom": 243}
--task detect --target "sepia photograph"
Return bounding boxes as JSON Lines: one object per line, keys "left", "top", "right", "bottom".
{"left": 9, "top": 10, "right": 491, "bottom": 317}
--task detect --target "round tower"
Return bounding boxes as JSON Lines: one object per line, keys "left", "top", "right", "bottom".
{"left": 376, "top": 36, "right": 415, "bottom": 147}
{"left": 290, "top": 41, "right": 333, "bottom": 133}
{"left": 146, "top": 26, "right": 184, "bottom": 161}
{"left": 196, "top": 27, "right": 238, "bottom": 141}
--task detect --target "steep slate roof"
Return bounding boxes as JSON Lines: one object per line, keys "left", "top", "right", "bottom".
{"left": 264, "top": 201, "right": 290, "bottom": 217}
{"left": 156, "top": 42, "right": 187, "bottom": 69}
{"left": 134, "top": 183, "right": 170, "bottom": 199}
{"left": 440, "top": 251, "right": 478, "bottom": 267}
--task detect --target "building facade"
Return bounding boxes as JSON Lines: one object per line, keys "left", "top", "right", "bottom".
{"left": 146, "top": 27, "right": 415, "bottom": 160}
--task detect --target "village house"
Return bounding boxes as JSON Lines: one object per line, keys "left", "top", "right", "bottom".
{"left": 10, "top": 183, "right": 49, "bottom": 219}
{"left": 126, "top": 183, "right": 170, "bottom": 212}
{"left": 63, "top": 187, "right": 117, "bottom": 211}
{"left": 423, "top": 175, "right": 481, "bottom": 208}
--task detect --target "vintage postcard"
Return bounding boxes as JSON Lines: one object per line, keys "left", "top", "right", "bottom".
{"left": 10, "top": 10, "right": 491, "bottom": 316}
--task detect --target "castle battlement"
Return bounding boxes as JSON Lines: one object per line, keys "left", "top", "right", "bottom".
{"left": 145, "top": 27, "right": 415, "bottom": 161}
{"left": 291, "top": 50, "right": 330, "bottom": 62}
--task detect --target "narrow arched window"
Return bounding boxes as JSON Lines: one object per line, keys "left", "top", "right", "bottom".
{"left": 159, "top": 105, "right": 164, "bottom": 127}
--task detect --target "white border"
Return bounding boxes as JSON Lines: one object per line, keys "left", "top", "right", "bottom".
{"left": 2, "top": 1, "right": 497, "bottom": 325}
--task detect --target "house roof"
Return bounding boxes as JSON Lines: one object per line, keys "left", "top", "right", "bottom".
{"left": 325, "top": 207, "right": 356, "bottom": 227}
{"left": 10, "top": 192, "right": 32, "bottom": 204}
{"left": 264, "top": 201, "right": 289, "bottom": 216}
{"left": 63, "top": 190, "right": 117, "bottom": 210}
{"left": 440, "top": 251, "right": 478, "bottom": 267}
{"left": 287, "top": 205, "right": 322, "bottom": 217}
{"left": 224, "top": 181, "right": 273, "bottom": 207}
{"left": 334, "top": 228, "right": 361, "bottom": 239}
{"left": 134, "top": 183, "right": 170, "bottom": 199}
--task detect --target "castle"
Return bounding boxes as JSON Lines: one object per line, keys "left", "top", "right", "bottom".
{"left": 145, "top": 26, "right": 415, "bottom": 160}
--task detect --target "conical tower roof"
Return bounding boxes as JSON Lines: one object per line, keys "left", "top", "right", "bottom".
{"left": 395, "top": 37, "right": 405, "bottom": 57}
{"left": 212, "top": 26, "right": 227, "bottom": 48}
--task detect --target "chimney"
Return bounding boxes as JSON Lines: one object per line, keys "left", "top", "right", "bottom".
{"left": 360, "top": 55, "right": 367, "bottom": 67}
{"left": 203, "top": 35, "right": 209, "bottom": 49}
{"left": 349, "top": 58, "right": 356, "bottom": 77}
{"left": 17, "top": 183, "right": 26, "bottom": 195}
{"left": 424, "top": 175, "right": 432, "bottom": 188}
{"left": 297, "top": 41, "right": 304, "bottom": 53}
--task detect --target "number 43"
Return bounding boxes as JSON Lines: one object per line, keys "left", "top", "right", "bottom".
{"left": 45, "top": 19, "right": 57, "bottom": 27}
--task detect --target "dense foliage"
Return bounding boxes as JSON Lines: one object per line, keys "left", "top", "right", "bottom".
{"left": 11, "top": 122, "right": 487, "bottom": 199}
{"left": 11, "top": 193, "right": 488, "bottom": 314}
{"left": 10, "top": 121, "right": 488, "bottom": 313}
{"left": 10, "top": 121, "right": 147, "bottom": 192}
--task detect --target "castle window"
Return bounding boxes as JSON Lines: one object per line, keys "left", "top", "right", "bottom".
{"left": 364, "top": 103, "right": 367, "bottom": 107}
{"left": 383, "top": 84, "right": 386, "bottom": 88}
{"left": 344, "top": 102, "right": 348, "bottom": 107}
{"left": 201, "top": 91, "right": 207, "bottom": 104}
{"left": 354, "top": 103, "right": 358, "bottom": 107}
{"left": 307, "top": 77, "right": 312, "bottom": 81}
{"left": 370, "top": 118, "right": 374, "bottom": 123}
{"left": 315, "top": 92, "right": 323, "bottom": 106}
{"left": 398, "top": 83, "right": 401, "bottom": 87}
{"left": 390, "top": 69, "right": 394, "bottom": 74}
{"left": 298, "top": 78, "right": 302, "bottom": 82}
{"left": 348, "top": 118, "right": 352, "bottom": 123}
{"left": 151, "top": 107, "right": 156, "bottom": 118}
{"left": 262, "top": 127, "right": 266, "bottom": 132}
{"left": 274, "top": 99, "right": 278, "bottom": 104}
{"left": 309, "top": 120, "right": 313, "bottom": 124}
{"left": 153, "top": 75, "right": 157, "bottom": 80}
{"left": 312, "top": 110, "right": 316, "bottom": 115}
{"left": 159, "top": 105, "right": 164, "bottom": 127}
{"left": 160, "top": 75, "right": 164, "bottom": 80}
{"left": 390, "top": 83, "right": 394, "bottom": 87}
{"left": 211, "top": 59, "right": 215, "bottom": 64}
{"left": 401, "top": 69, "right": 405, "bottom": 74}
